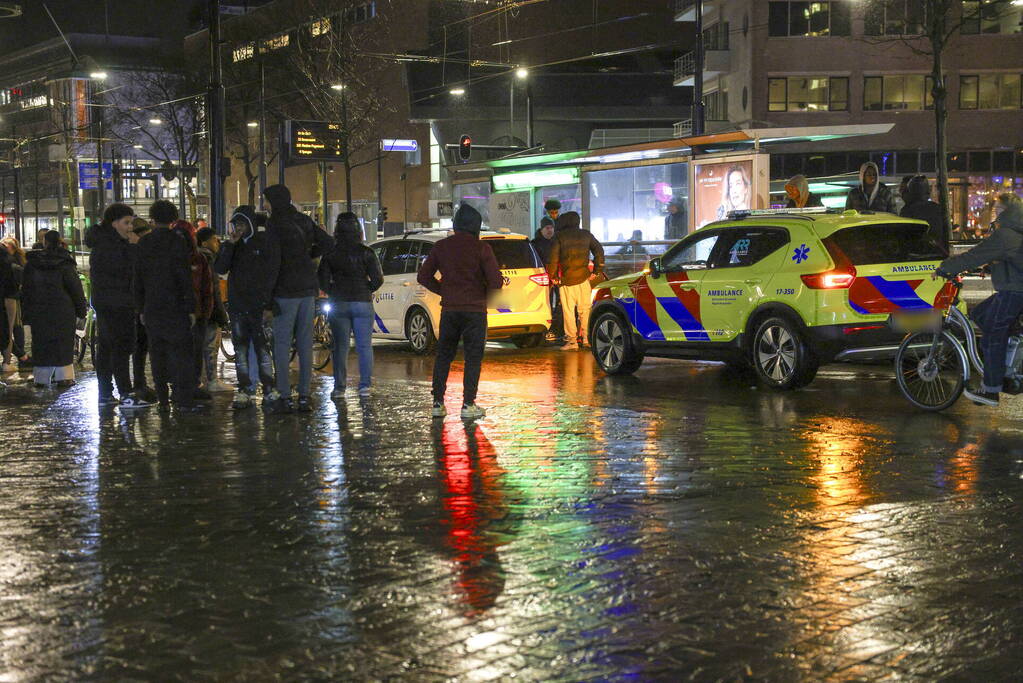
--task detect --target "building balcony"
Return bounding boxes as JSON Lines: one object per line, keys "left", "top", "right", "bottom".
{"left": 673, "top": 49, "right": 731, "bottom": 87}
{"left": 673, "top": 119, "right": 692, "bottom": 138}
{"left": 674, "top": 0, "right": 718, "bottom": 23}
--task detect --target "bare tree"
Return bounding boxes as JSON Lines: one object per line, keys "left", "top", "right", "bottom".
{"left": 863, "top": 0, "right": 1018, "bottom": 242}
{"left": 268, "top": 0, "right": 402, "bottom": 209}
{"left": 106, "top": 70, "right": 205, "bottom": 220}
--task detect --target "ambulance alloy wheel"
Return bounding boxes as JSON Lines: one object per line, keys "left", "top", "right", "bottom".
{"left": 752, "top": 316, "right": 818, "bottom": 390}
{"left": 591, "top": 310, "right": 644, "bottom": 375}
{"left": 406, "top": 308, "right": 436, "bottom": 355}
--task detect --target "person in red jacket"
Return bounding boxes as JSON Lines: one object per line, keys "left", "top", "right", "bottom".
{"left": 417, "top": 204, "right": 503, "bottom": 420}
{"left": 172, "top": 219, "right": 215, "bottom": 401}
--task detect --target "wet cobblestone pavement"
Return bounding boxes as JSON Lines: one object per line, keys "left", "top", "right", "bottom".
{"left": 2, "top": 345, "right": 1023, "bottom": 680}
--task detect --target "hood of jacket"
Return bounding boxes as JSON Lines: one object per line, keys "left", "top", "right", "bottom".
{"left": 859, "top": 162, "right": 881, "bottom": 205}
{"left": 263, "top": 184, "right": 292, "bottom": 212}
{"left": 231, "top": 205, "right": 259, "bottom": 242}
{"left": 787, "top": 175, "right": 810, "bottom": 206}
{"left": 997, "top": 202, "right": 1023, "bottom": 234}
{"left": 334, "top": 213, "right": 363, "bottom": 245}
{"left": 84, "top": 222, "right": 125, "bottom": 250}
{"left": 27, "top": 246, "right": 74, "bottom": 270}
{"left": 453, "top": 204, "right": 482, "bottom": 236}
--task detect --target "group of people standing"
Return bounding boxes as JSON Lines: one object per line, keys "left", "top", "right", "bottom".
{"left": 529, "top": 199, "right": 606, "bottom": 350}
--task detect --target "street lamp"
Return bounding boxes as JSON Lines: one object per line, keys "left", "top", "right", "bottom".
{"left": 515, "top": 68, "right": 528, "bottom": 80}
{"left": 149, "top": 118, "right": 162, "bottom": 125}
{"left": 449, "top": 87, "right": 465, "bottom": 96}
{"left": 330, "top": 83, "right": 346, "bottom": 91}
{"left": 247, "top": 121, "right": 259, "bottom": 128}
{"left": 89, "top": 71, "right": 107, "bottom": 80}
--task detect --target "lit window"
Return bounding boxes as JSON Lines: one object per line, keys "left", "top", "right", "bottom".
{"left": 311, "top": 17, "right": 331, "bottom": 36}
{"left": 232, "top": 43, "right": 254, "bottom": 62}
{"left": 959, "top": 74, "right": 1022, "bottom": 110}
{"left": 768, "top": 76, "right": 847, "bottom": 112}
{"left": 263, "top": 33, "right": 290, "bottom": 51}
{"left": 864, "top": 75, "right": 926, "bottom": 111}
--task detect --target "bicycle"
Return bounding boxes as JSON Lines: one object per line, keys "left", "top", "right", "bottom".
{"left": 218, "top": 298, "right": 333, "bottom": 371}
{"left": 894, "top": 276, "right": 1023, "bottom": 411}
{"left": 74, "top": 273, "right": 96, "bottom": 368}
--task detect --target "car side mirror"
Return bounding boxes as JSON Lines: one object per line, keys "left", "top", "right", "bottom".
{"left": 648, "top": 257, "right": 662, "bottom": 279}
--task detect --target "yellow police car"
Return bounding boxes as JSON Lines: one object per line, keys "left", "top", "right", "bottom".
{"left": 588, "top": 208, "right": 954, "bottom": 389}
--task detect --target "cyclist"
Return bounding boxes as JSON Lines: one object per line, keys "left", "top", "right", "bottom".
{"left": 935, "top": 193, "right": 1023, "bottom": 406}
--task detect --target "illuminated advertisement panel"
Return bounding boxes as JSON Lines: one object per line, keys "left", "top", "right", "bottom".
{"left": 690, "top": 154, "right": 769, "bottom": 231}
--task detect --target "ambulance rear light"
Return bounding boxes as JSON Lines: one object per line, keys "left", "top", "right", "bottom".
{"left": 801, "top": 267, "right": 856, "bottom": 289}
{"left": 529, "top": 273, "right": 550, "bottom": 286}
{"left": 802, "top": 238, "right": 856, "bottom": 289}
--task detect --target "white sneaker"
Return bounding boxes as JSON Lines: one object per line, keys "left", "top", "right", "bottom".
{"left": 432, "top": 402, "right": 447, "bottom": 418}
{"left": 560, "top": 342, "right": 578, "bottom": 351}
{"left": 358, "top": 386, "right": 371, "bottom": 397}
{"left": 460, "top": 403, "right": 486, "bottom": 420}
{"left": 205, "top": 380, "right": 232, "bottom": 393}
{"left": 231, "top": 391, "right": 253, "bottom": 409}
{"left": 330, "top": 387, "right": 346, "bottom": 399}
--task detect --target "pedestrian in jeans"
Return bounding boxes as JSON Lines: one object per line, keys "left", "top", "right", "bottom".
{"left": 417, "top": 204, "right": 502, "bottom": 420}
{"left": 936, "top": 192, "right": 1023, "bottom": 406}
{"left": 133, "top": 200, "right": 202, "bottom": 413}
{"left": 318, "top": 212, "right": 383, "bottom": 398}
{"left": 547, "top": 211, "right": 605, "bottom": 350}
{"left": 196, "top": 226, "right": 230, "bottom": 393}
{"left": 263, "top": 184, "right": 334, "bottom": 413}
{"left": 84, "top": 203, "right": 152, "bottom": 407}
{"left": 214, "top": 205, "right": 276, "bottom": 409}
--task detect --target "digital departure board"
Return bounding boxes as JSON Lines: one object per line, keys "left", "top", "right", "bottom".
{"left": 285, "top": 120, "right": 345, "bottom": 163}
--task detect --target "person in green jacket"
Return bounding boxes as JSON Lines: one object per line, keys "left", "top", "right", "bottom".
{"left": 936, "top": 193, "right": 1023, "bottom": 406}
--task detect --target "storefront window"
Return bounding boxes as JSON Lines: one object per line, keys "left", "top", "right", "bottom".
{"left": 585, "top": 161, "right": 689, "bottom": 245}
{"left": 956, "top": 175, "right": 1023, "bottom": 240}
{"left": 534, "top": 185, "right": 581, "bottom": 233}
{"left": 454, "top": 181, "right": 490, "bottom": 228}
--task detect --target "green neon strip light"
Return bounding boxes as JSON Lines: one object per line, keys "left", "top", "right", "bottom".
{"left": 492, "top": 167, "right": 579, "bottom": 191}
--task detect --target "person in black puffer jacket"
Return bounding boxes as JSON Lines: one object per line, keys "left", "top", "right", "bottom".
{"left": 22, "top": 231, "right": 87, "bottom": 386}
{"left": 85, "top": 203, "right": 142, "bottom": 405}
{"left": 900, "top": 175, "right": 948, "bottom": 255}
{"left": 214, "top": 205, "right": 276, "bottom": 408}
{"left": 263, "top": 184, "right": 334, "bottom": 412}
{"left": 318, "top": 212, "right": 383, "bottom": 398}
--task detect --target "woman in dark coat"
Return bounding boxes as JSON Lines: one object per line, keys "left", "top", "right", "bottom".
{"left": 22, "top": 230, "right": 87, "bottom": 386}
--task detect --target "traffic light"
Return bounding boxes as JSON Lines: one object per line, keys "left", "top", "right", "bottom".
{"left": 379, "top": 207, "right": 388, "bottom": 222}
{"left": 458, "top": 134, "right": 472, "bottom": 162}
{"left": 0, "top": 214, "right": 5, "bottom": 226}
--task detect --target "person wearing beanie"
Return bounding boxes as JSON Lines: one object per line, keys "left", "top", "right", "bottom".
{"left": 417, "top": 203, "right": 503, "bottom": 420}
{"left": 215, "top": 204, "right": 276, "bottom": 409}
{"left": 84, "top": 203, "right": 149, "bottom": 407}
{"left": 262, "top": 183, "right": 334, "bottom": 413}
{"left": 547, "top": 211, "right": 605, "bottom": 350}
{"left": 133, "top": 200, "right": 203, "bottom": 413}
{"left": 318, "top": 212, "right": 383, "bottom": 398}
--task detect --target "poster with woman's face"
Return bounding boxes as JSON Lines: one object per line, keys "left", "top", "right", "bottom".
{"left": 693, "top": 160, "right": 753, "bottom": 229}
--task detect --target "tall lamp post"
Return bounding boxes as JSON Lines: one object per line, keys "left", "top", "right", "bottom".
{"left": 207, "top": 0, "right": 226, "bottom": 233}
{"left": 693, "top": 0, "right": 705, "bottom": 136}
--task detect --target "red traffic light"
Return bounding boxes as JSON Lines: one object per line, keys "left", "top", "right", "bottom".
{"left": 458, "top": 134, "right": 472, "bottom": 162}
{"left": 0, "top": 214, "right": 6, "bottom": 225}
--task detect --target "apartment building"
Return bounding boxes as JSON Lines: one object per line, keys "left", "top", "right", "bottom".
{"left": 673, "top": 0, "right": 1023, "bottom": 231}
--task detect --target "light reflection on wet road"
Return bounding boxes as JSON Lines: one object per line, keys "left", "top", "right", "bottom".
{"left": 1, "top": 345, "right": 1022, "bottom": 680}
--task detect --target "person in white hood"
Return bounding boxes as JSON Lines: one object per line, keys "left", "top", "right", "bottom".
{"left": 845, "top": 161, "right": 895, "bottom": 213}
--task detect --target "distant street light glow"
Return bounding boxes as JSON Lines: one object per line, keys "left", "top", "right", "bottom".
{"left": 89, "top": 71, "right": 107, "bottom": 80}
{"left": 149, "top": 118, "right": 162, "bottom": 125}
{"left": 449, "top": 88, "right": 465, "bottom": 95}
{"left": 247, "top": 121, "right": 258, "bottom": 127}
{"left": 330, "top": 84, "right": 346, "bottom": 90}
{"left": 515, "top": 68, "right": 528, "bottom": 79}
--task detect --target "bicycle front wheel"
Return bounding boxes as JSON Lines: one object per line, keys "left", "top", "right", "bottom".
{"left": 312, "top": 314, "right": 333, "bottom": 370}
{"left": 894, "top": 330, "right": 966, "bottom": 411}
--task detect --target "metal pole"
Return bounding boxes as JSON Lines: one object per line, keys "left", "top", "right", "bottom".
{"left": 401, "top": 170, "right": 408, "bottom": 232}
{"left": 376, "top": 151, "right": 383, "bottom": 240}
{"left": 55, "top": 163, "right": 63, "bottom": 238}
{"left": 278, "top": 122, "right": 285, "bottom": 185}
{"left": 13, "top": 168, "right": 21, "bottom": 244}
{"left": 509, "top": 77, "right": 515, "bottom": 137}
{"left": 693, "top": 0, "right": 705, "bottom": 136}
{"left": 258, "top": 61, "right": 267, "bottom": 208}
{"left": 96, "top": 86, "right": 104, "bottom": 220}
{"left": 525, "top": 82, "right": 534, "bottom": 148}
{"left": 319, "top": 161, "right": 328, "bottom": 228}
{"left": 207, "top": 0, "right": 226, "bottom": 231}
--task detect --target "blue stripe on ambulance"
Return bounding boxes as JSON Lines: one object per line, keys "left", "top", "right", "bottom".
{"left": 657, "top": 297, "right": 711, "bottom": 342}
